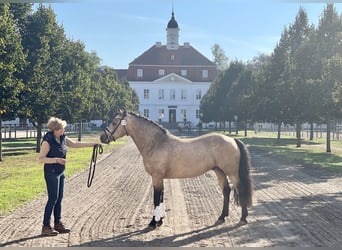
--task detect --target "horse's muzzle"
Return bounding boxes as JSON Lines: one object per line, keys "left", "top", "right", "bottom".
{"left": 100, "top": 133, "right": 111, "bottom": 144}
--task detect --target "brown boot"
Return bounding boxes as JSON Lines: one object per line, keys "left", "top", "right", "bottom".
{"left": 54, "top": 223, "right": 70, "bottom": 234}
{"left": 42, "top": 225, "right": 58, "bottom": 236}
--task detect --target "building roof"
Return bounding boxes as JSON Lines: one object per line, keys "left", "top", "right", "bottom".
{"left": 114, "top": 69, "right": 128, "bottom": 82}
{"left": 129, "top": 44, "right": 216, "bottom": 67}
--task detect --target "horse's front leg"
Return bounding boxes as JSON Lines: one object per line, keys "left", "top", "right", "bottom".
{"left": 148, "top": 177, "right": 165, "bottom": 229}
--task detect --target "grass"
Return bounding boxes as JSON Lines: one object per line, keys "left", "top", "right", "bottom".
{"left": 0, "top": 133, "right": 125, "bottom": 216}
{"left": 2, "top": 138, "right": 36, "bottom": 149}
{"left": 236, "top": 131, "right": 342, "bottom": 173}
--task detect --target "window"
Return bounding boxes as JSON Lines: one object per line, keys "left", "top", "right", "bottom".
{"left": 158, "top": 69, "right": 165, "bottom": 76}
{"left": 137, "top": 69, "right": 143, "bottom": 77}
{"left": 158, "top": 89, "right": 164, "bottom": 100}
{"left": 196, "top": 110, "right": 201, "bottom": 119}
{"left": 181, "top": 109, "right": 187, "bottom": 121}
{"left": 170, "top": 89, "right": 176, "bottom": 100}
{"left": 202, "top": 69, "right": 208, "bottom": 78}
{"left": 143, "top": 109, "right": 149, "bottom": 118}
{"left": 144, "top": 89, "right": 149, "bottom": 99}
{"left": 158, "top": 109, "right": 164, "bottom": 121}
{"left": 181, "top": 69, "right": 187, "bottom": 76}
{"left": 181, "top": 89, "right": 187, "bottom": 100}
{"left": 196, "top": 89, "right": 202, "bottom": 100}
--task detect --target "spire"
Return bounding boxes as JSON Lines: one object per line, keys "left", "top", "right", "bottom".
{"left": 167, "top": 10, "right": 178, "bottom": 28}
{"left": 166, "top": 6, "right": 179, "bottom": 50}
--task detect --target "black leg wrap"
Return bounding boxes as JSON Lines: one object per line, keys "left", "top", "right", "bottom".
{"left": 149, "top": 187, "right": 164, "bottom": 229}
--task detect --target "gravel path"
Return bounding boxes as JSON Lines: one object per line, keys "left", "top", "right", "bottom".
{"left": 0, "top": 138, "right": 341, "bottom": 247}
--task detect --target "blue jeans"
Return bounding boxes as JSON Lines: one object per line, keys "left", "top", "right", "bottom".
{"left": 43, "top": 171, "right": 65, "bottom": 226}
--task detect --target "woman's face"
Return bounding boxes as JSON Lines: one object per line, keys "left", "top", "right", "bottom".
{"left": 54, "top": 128, "right": 65, "bottom": 137}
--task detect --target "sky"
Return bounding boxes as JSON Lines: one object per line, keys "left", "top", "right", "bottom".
{"left": 39, "top": 0, "right": 342, "bottom": 69}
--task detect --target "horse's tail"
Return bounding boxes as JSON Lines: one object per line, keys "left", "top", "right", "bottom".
{"left": 234, "top": 138, "right": 253, "bottom": 207}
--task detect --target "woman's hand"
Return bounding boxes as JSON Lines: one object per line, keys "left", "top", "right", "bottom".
{"left": 56, "top": 158, "right": 66, "bottom": 165}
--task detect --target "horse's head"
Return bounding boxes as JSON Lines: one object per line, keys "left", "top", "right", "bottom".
{"left": 100, "top": 110, "right": 128, "bottom": 144}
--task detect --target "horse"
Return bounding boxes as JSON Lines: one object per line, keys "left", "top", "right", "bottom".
{"left": 100, "top": 110, "right": 253, "bottom": 229}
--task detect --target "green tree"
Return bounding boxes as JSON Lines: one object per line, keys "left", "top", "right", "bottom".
{"left": 20, "top": 4, "right": 66, "bottom": 152}
{"left": 222, "top": 61, "right": 245, "bottom": 133}
{"left": 0, "top": 3, "right": 33, "bottom": 35}
{"left": 0, "top": 3, "right": 26, "bottom": 161}
{"left": 313, "top": 3, "right": 342, "bottom": 152}
{"left": 256, "top": 27, "right": 292, "bottom": 137}
{"left": 286, "top": 7, "right": 314, "bottom": 147}
{"left": 211, "top": 43, "right": 229, "bottom": 72}
{"left": 91, "top": 66, "right": 138, "bottom": 123}
{"left": 56, "top": 40, "right": 103, "bottom": 141}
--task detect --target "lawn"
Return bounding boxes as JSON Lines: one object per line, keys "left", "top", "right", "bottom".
{"left": 0, "top": 133, "right": 125, "bottom": 216}
{"left": 238, "top": 131, "right": 342, "bottom": 173}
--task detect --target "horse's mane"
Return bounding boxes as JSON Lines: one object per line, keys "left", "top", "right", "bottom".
{"left": 128, "top": 111, "right": 168, "bottom": 135}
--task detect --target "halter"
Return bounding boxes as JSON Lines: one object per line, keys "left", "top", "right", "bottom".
{"left": 104, "top": 112, "right": 129, "bottom": 142}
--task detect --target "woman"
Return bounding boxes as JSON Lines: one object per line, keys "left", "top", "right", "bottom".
{"left": 38, "top": 117, "right": 100, "bottom": 236}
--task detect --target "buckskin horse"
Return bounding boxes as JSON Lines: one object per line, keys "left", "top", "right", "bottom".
{"left": 100, "top": 110, "right": 253, "bottom": 228}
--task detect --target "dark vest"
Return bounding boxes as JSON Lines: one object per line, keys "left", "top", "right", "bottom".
{"left": 42, "top": 131, "right": 67, "bottom": 174}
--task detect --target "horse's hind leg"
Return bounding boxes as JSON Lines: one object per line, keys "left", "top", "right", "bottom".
{"left": 240, "top": 205, "right": 248, "bottom": 224}
{"left": 213, "top": 167, "right": 231, "bottom": 223}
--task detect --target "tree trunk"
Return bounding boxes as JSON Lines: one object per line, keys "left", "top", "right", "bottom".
{"left": 244, "top": 121, "right": 248, "bottom": 137}
{"left": 296, "top": 121, "right": 301, "bottom": 148}
{"left": 310, "top": 122, "right": 314, "bottom": 140}
{"left": 78, "top": 120, "right": 82, "bottom": 142}
{"left": 326, "top": 119, "right": 331, "bottom": 153}
{"left": 277, "top": 122, "right": 281, "bottom": 143}
{"left": 0, "top": 118, "right": 2, "bottom": 162}
{"left": 36, "top": 124, "right": 42, "bottom": 153}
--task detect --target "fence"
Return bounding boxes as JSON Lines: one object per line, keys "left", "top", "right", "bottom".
{"left": 1, "top": 122, "right": 92, "bottom": 139}
{"left": 254, "top": 123, "right": 342, "bottom": 140}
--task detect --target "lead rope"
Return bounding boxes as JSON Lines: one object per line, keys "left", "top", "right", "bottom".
{"left": 87, "top": 144, "right": 103, "bottom": 187}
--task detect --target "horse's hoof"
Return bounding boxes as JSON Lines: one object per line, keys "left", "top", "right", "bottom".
{"left": 215, "top": 218, "right": 225, "bottom": 225}
{"left": 148, "top": 220, "right": 157, "bottom": 229}
{"left": 237, "top": 219, "right": 247, "bottom": 226}
{"left": 156, "top": 218, "right": 163, "bottom": 227}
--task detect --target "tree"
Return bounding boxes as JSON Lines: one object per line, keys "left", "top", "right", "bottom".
{"left": 1, "top": 3, "right": 33, "bottom": 36}
{"left": 221, "top": 61, "right": 245, "bottom": 132}
{"left": 313, "top": 3, "right": 342, "bottom": 152}
{"left": 211, "top": 43, "right": 229, "bottom": 72}
{"left": 249, "top": 24, "right": 298, "bottom": 144}
{"left": 91, "top": 66, "right": 139, "bottom": 123}
{"left": 286, "top": 7, "right": 314, "bottom": 147}
{"left": 20, "top": 4, "right": 66, "bottom": 152}
{"left": 0, "top": 3, "right": 26, "bottom": 161}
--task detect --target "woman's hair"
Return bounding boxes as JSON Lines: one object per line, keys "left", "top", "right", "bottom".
{"left": 47, "top": 117, "right": 67, "bottom": 131}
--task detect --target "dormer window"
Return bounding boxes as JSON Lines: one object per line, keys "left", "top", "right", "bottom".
{"left": 159, "top": 69, "right": 165, "bottom": 76}
{"left": 137, "top": 69, "right": 143, "bottom": 78}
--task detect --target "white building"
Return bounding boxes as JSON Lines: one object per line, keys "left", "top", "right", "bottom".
{"left": 123, "top": 10, "right": 218, "bottom": 126}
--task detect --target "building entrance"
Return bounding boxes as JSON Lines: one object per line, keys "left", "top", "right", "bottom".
{"left": 169, "top": 109, "right": 176, "bottom": 123}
